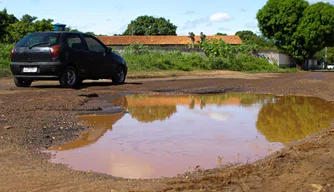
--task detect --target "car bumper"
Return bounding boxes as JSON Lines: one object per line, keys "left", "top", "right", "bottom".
{"left": 10, "top": 62, "right": 65, "bottom": 80}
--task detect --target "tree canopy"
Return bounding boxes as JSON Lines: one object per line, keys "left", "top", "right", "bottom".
{"left": 0, "top": 9, "right": 18, "bottom": 42}
{"left": 0, "top": 10, "right": 54, "bottom": 43}
{"left": 235, "top": 30, "right": 275, "bottom": 49}
{"left": 123, "top": 15, "right": 177, "bottom": 36}
{"left": 215, "top": 32, "right": 227, "bottom": 36}
{"left": 257, "top": 0, "right": 334, "bottom": 68}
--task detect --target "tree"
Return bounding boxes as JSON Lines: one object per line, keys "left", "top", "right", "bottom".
{"left": 65, "top": 27, "right": 81, "bottom": 33}
{"left": 4, "top": 14, "right": 54, "bottom": 43}
{"left": 0, "top": 8, "right": 18, "bottom": 42}
{"left": 235, "top": 30, "right": 275, "bottom": 49}
{"left": 294, "top": 2, "right": 334, "bottom": 62}
{"left": 188, "top": 32, "right": 195, "bottom": 48}
{"left": 257, "top": 0, "right": 334, "bottom": 69}
{"left": 85, "top": 31, "right": 96, "bottom": 36}
{"left": 20, "top": 14, "right": 37, "bottom": 24}
{"left": 327, "top": 47, "right": 334, "bottom": 64}
{"left": 123, "top": 15, "right": 177, "bottom": 36}
{"left": 32, "top": 19, "right": 54, "bottom": 32}
{"left": 200, "top": 32, "right": 206, "bottom": 44}
{"left": 235, "top": 30, "right": 257, "bottom": 43}
{"left": 215, "top": 32, "right": 227, "bottom": 36}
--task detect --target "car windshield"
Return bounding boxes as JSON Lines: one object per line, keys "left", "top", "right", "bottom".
{"left": 16, "top": 33, "right": 60, "bottom": 47}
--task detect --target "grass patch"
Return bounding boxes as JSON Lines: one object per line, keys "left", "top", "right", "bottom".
{"left": 122, "top": 51, "right": 297, "bottom": 73}
{"left": 0, "top": 69, "right": 12, "bottom": 77}
{"left": 0, "top": 44, "right": 13, "bottom": 70}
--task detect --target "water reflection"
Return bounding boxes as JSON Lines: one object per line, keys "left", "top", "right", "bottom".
{"left": 47, "top": 93, "right": 334, "bottom": 179}
{"left": 257, "top": 96, "right": 334, "bottom": 144}
{"left": 123, "top": 93, "right": 273, "bottom": 123}
{"left": 49, "top": 113, "right": 124, "bottom": 151}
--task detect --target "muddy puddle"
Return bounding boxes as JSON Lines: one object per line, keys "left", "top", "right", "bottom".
{"left": 47, "top": 93, "right": 334, "bottom": 179}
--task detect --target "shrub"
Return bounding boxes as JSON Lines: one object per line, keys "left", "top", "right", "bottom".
{"left": 123, "top": 43, "right": 150, "bottom": 54}
{"left": 0, "top": 44, "right": 14, "bottom": 69}
{"left": 209, "top": 57, "right": 230, "bottom": 70}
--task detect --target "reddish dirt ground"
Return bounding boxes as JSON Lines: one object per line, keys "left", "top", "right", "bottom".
{"left": 0, "top": 71, "right": 333, "bottom": 192}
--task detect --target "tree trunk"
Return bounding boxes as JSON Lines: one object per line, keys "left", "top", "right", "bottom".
{"left": 191, "top": 39, "right": 194, "bottom": 48}
{"left": 295, "top": 59, "right": 307, "bottom": 70}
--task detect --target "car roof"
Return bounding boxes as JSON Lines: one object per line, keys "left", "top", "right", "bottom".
{"left": 34, "top": 31, "right": 83, "bottom": 34}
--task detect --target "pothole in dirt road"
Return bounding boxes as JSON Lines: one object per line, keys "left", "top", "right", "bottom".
{"left": 45, "top": 93, "right": 334, "bottom": 179}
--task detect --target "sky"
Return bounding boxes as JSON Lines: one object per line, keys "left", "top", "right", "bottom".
{"left": 1, "top": 0, "right": 333, "bottom": 36}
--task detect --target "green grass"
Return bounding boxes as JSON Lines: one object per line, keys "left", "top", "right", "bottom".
{"left": 122, "top": 51, "right": 298, "bottom": 73}
{"left": 0, "top": 44, "right": 14, "bottom": 70}
{"left": 0, "top": 43, "right": 297, "bottom": 78}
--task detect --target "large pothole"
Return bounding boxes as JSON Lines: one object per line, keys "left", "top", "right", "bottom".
{"left": 46, "top": 93, "right": 334, "bottom": 179}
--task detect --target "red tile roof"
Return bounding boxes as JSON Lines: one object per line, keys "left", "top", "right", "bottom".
{"left": 96, "top": 35, "right": 242, "bottom": 46}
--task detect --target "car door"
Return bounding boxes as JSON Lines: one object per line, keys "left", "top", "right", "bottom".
{"left": 63, "top": 33, "right": 91, "bottom": 76}
{"left": 83, "top": 35, "right": 108, "bottom": 76}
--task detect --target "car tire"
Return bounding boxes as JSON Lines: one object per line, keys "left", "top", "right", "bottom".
{"left": 14, "top": 77, "right": 32, "bottom": 87}
{"left": 59, "top": 66, "right": 78, "bottom": 88}
{"left": 111, "top": 66, "right": 126, "bottom": 85}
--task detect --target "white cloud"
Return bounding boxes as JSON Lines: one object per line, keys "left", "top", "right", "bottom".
{"left": 209, "top": 13, "right": 232, "bottom": 22}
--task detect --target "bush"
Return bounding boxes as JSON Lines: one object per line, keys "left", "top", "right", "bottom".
{"left": 122, "top": 51, "right": 209, "bottom": 71}
{"left": 209, "top": 57, "right": 230, "bottom": 70}
{"left": 121, "top": 49, "right": 296, "bottom": 72}
{"left": 123, "top": 43, "right": 150, "bottom": 54}
{"left": 0, "top": 44, "right": 14, "bottom": 70}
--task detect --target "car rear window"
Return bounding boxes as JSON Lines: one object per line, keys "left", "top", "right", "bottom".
{"left": 16, "top": 33, "right": 60, "bottom": 47}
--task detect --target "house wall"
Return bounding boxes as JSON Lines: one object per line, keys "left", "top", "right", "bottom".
{"left": 256, "top": 50, "right": 297, "bottom": 68}
{"left": 306, "top": 59, "right": 326, "bottom": 70}
{"left": 278, "top": 54, "right": 295, "bottom": 68}
{"left": 254, "top": 50, "right": 279, "bottom": 65}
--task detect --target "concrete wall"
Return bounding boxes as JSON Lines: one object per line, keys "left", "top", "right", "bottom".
{"left": 278, "top": 54, "right": 295, "bottom": 68}
{"left": 256, "top": 50, "right": 297, "bottom": 68}
{"left": 306, "top": 59, "right": 326, "bottom": 70}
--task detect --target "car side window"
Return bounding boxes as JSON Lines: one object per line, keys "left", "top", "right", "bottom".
{"left": 84, "top": 36, "right": 106, "bottom": 53}
{"left": 66, "top": 34, "right": 84, "bottom": 51}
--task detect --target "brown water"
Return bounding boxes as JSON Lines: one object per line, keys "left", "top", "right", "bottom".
{"left": 47, "top": 93, "right": 334, "bottom": 179}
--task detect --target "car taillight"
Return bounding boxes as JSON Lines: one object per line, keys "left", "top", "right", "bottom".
{"left": 50, "top": 45, "right": 60, "bottom": 58}
{"left": 10, "top": 48, "right": 15, "bottom": 59}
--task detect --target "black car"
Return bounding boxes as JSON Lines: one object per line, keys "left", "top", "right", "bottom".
{"left": 10, "top": 31, "right": 127, "bottom": 88}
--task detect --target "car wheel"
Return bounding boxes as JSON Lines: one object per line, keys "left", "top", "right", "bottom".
{"left": 14, "top": 77, "right": 32, "bottom": 87}
{"left": 59, "top": 66, "right": 78, "bottom": 88}
{"left": 112, "top": 66, "right": 126, "bottom": 85}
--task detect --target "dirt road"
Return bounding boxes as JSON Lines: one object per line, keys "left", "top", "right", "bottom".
{"left": 0, "top": 71, "right": 333, "bottom": 192}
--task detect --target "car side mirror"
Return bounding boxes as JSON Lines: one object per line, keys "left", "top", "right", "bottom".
{"left": 106, "top": 47, "right": 112, "bottom": 53}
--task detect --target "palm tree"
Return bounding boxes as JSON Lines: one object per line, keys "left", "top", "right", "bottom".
{"left": 188, "top": 32, "right": 195, "bottom": 48}
{"left": 200, "top": 32, "right": 206, "bottom": 44}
